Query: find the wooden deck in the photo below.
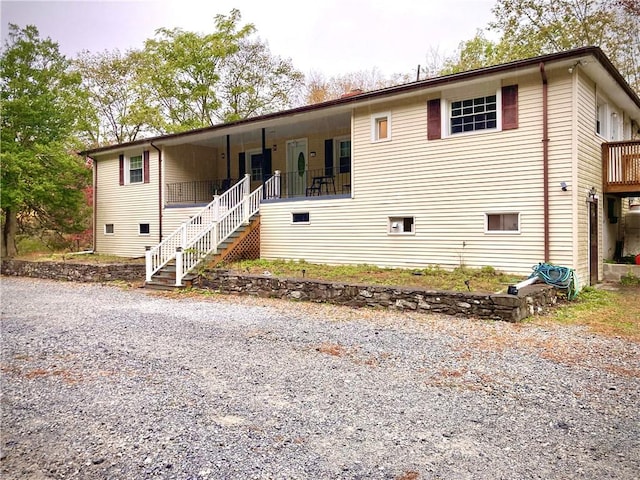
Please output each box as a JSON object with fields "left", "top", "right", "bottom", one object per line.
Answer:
{"left": 603, "top": 140, "right": 640, "bottom": 195}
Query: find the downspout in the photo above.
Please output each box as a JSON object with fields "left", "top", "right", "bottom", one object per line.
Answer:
{"left": 540, "top": 62, "right": 550, "bottom": 262}
{"left": 261, "top": 128, "right": 266, "bottom": 185}
{"left": 88, "top": 155, "right": 97, "bottom": 254}
{"left": 151, "top": 142, "right": 162, "bottom": 242}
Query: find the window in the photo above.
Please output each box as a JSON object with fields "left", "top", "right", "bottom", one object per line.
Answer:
{"left": 389, "top": 216, "right": 415, "bottom": 234}
{"left": 486, "top": 213, "right": 519, "bottom": 233}
{"left": 104, "top": 224, "right": 114, "bottom": 235}
{"left": 596, "top": 101, "right": 607, "bottom": 136}
{"left": 451, "top": 95, "right": 497, "bottom": 134}
{"left": 250, "top": 152, "right": 262, "bottom": 181}
{"left": 129, "top": 155, "right": 143, "bottom": 184}
{"left": 292, "top": 212, "right": 310, "bottom": 223}
{"left": 338, "top": 139, "right": 351, "bottom": 174}
{"left": 371, "top": 112, "right": 391, "bottom": 142}
{"left": 139, "top": 223, "right": 150, "bottom": 235}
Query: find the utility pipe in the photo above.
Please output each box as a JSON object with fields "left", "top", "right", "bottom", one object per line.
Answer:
{"left": 150, "top": 142, "right": 162, "bottom": 242}
{"left": 87, "top": 155, "right": 97, "bottom": 254}
{"left": 540, "top": 62, "right": 550, "bottom": 262}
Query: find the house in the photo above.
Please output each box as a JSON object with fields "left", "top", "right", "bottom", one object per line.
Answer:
{"left": 83, "top": 46, "right": 640, "bottom": 289}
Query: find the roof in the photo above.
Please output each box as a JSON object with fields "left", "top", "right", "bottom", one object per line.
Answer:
{"left": 82, "top": 46, "right": 640, "bottom": 156}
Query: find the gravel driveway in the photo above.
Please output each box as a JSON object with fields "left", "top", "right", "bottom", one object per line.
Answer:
{"left": 1, "top": 277, "right": 639, "bottom": 479}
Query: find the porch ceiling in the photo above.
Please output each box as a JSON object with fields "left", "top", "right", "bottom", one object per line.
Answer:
{"left": 181, "top": 111, "right": 352, "bottom": 149}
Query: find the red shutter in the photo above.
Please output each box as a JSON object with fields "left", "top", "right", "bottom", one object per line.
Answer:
{"left": 119, "top": 154, "right": 124, "bottom": 185}
{"left": 427, "top": 99, "right": 441, "bottom": 140}
{"left": 143, "top": 150, "right": 150, "bottom": 183}
{"left": 502, "top": 85, "right": 518, "bottom": 130}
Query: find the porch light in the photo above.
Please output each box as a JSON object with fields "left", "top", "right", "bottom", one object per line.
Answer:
{"left": 588, "top": 186, "right": 598, "bottom": 201}
{"left": 560, "top": 181, "right": 568, "bottom": 191}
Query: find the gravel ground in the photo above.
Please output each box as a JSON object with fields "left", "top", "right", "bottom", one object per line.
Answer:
{"left": 1, "top": 277, "right": 639, "bottom": 480}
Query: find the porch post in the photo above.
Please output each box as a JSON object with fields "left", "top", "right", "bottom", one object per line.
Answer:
{"left": 274, "top": 170, "right": 281, "bottom": 199}
{"left": 243, "top": 173, "right": 251, "bottom": 224}
{"left": 181, "top": 222, "right": 187, "bottom": 248}
{"left": 175, "top": 247, "right": 183, "bottom": 287}
{"left": 145, "top": 246, "right": 152, "bottom": 282}
{"left": 213, "top": 195, "right": 220, "bottom": 221}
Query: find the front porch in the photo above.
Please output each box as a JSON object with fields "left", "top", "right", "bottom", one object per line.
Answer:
{"left": 166, "top": 167, "right": 352, "bottom": 205}
{"left": 603, "top": 140, "right": 640, "bottom": 195}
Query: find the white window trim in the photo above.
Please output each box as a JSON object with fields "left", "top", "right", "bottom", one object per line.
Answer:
{"left": 370, "top": 112, "right": 391, "bottom": 143}
{"left": 291, "top": 212, "right": 310, "bottom": 224}
{"left": 104, "top": 224, "right": 114, "bottom": 235}
{"left": 484, "top": 212, "right": 521, "bottom": 234}
{"left": 335, "top": 136, "right": 351, "bottom": 174}
{"left": 138, "top": 222, "right": 151, "bottom": 236}
{"left": 388, "top": 216, "right": 415, "bottom": 235}
{"left": 126, "top": 153, "right": 144, "bottom": 185}
{"left": 596, "top": 99, "right": 608, "bottom": 139}
{"left": 442, "top": 89, "right": 502, "bottom": 138}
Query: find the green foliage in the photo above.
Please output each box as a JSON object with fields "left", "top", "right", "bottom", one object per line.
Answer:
{"left": 1, "top": 24, "right": 91, "bottom": 257}
{"left": 74, "top": 49, "right": 161, "bottom": 146}
{"left": 141, "top": 9, "right": 254, "bottom": 132}
{"left": 620, "top": 271, "right": 640, "bottom": 286}
{"left": 222, "top": 259, "right": 523, "bottom": 293}
{"left": 443, "top": 0, "right": 639, "bottom": 91}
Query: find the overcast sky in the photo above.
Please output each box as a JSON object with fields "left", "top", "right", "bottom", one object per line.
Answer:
{"left": 1, "top": 0, "right": 497, "bottom": 77}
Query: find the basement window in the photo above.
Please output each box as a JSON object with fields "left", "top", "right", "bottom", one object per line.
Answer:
{"left": 139, "top": 223, "right": 150, "bottom": 235}
{"left": 104, "top": 224, "right": 114, "bottom": 235}
{"left": 485, "top": 213, "right": 520, "bottom": 233}
{"left": 389, "top": 216, "right": 415, "bottom": 234}
{"left": 292, "top": 212, "right": 310, "bottom": 224}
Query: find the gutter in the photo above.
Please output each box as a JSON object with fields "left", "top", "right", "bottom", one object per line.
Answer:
{"left": 151, "top": 142, "right": 162, "bottom": 242}
{"left": 540, "top": 62, "right": 550, "bottom": 262}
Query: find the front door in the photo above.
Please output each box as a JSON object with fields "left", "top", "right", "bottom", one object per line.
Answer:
{"left": 589, "top": 199, "right": 598, "bottom": 285}
{"left": 287, "top": 139, "right": 307, "bottom": 196}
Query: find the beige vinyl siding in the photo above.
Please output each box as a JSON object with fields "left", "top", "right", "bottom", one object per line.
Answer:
{"left": 263, "top": 76, "right": 546, "bottom": 275}
{"left": 163, "top": 144, "right": 219, "bottom": 186}
{"left": 576, "top": 71, "right": 606, "bottom": 283}
{"left": 162, "top": 206, "right": 206, "bottom": 234}
{"left": 95, "top": 150, "right": 159, "bottom": 257}
{"left": 262, "top": 71, "right": 588, "bottom": 277}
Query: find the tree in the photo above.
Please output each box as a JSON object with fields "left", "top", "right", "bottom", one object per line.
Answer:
{"left": 74, "top": 49, "right": 160, "bottom": 146}
{"left": 141, "top": 9, "right": 255, "bottom": 132}
{"left": 1, "top": 24, "right": 91, "bottom": 257}
{"left": 443, "top": 0, "right": 639, "bottom": 90}
{"left": 303, "top": 69, "right": 411, "bottom": 104}
{"left": 218, "top": 38, "right": 304, "bottom": 122}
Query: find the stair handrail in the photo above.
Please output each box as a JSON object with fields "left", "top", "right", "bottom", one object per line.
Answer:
{"left": 145, "top": 175, "right": 250, "bottom": 282}
{"left": 174, "top": 182, "right": 263, "bottom": 286}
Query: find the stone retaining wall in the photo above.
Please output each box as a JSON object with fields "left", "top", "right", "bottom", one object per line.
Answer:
{"left": 198, "top": 271, "right": 558, "bottom": 322}
{"left": 1, "top": 260, "right": 558, "bottom": 322}
{"left": 1, "top": 260, "right": 145, "bottom": 283}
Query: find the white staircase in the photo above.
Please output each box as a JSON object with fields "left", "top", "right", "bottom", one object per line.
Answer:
{"left": 145, "top": 175, "right": 264, "bottom": 287}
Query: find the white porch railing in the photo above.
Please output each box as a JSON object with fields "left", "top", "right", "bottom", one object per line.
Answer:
{"left": 264, "top": 170, "right": 281, "bottom": 199}
{"left": 145, "top": 174, "right": 262, "bottom": 286}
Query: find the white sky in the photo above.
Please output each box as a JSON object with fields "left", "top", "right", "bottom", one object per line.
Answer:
{"left": 1, "top": 0, "right": 497, "bottom": 77}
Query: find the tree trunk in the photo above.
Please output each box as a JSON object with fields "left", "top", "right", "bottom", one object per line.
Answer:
{"left": 2, "top": 208, "right": 18, "bottom": 258}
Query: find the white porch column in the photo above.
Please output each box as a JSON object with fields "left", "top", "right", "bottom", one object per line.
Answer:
{"left": 175, "top": 247, "right": 183, "bottom": 287}
{"left": 145, "top": 246, "right": 152, "bottom": 282}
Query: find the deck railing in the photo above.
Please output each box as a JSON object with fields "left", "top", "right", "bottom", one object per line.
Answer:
{"left": 146, "top": 175, "right": 261, "bottom": 286}
{"left": 263, "top": 167, "right": 351, "bottom": 199}
{"left": 603, "top": 141, "right": 640, "bottom": 193}
{"left": 166, "top": 178, "right": 237, "bottom": 205}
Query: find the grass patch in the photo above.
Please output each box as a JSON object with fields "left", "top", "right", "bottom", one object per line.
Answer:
{"left": 538, "top": 286, "right": 640, "bottom": 340}
{"left": 218, "top": 259, "right": 524, "bottom": 293}
{"left": 14, "top": 252, "right": 145, "bottom": 264}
